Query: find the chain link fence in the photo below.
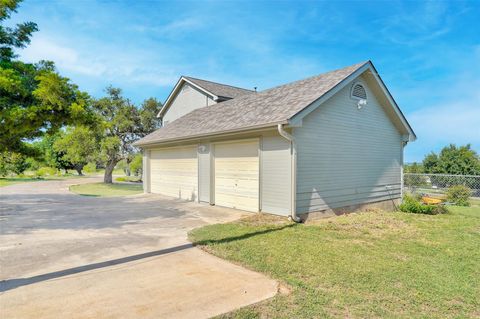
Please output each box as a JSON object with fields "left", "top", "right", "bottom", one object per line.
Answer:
{"left": 403, "top": 173, "right": 480, "bottom": 199}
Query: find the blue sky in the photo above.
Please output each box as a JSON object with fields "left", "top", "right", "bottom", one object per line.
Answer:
{"left": 10, "top": 0, "right": 480, "bottom": 162}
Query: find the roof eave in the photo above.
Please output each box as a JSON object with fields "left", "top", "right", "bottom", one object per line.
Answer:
{"left": 134, "top": 121, "right": 288, "bottom": 148}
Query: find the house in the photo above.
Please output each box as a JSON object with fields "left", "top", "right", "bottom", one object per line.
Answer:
{"left": 134, "top": 61, "right": 416, "bottom": 220}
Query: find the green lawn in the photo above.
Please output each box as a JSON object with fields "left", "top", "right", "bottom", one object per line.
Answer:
{"left": 0, "top": 177, "right": 40, "bottom": 187}
{"left": 189, "top": 205, "right": 480, "bottom": 319}
{"left": 0, "top": 174, "right": 88, "bottom": 187}
{"left": 69, "top": 182, "right": 143, "bottom": 197}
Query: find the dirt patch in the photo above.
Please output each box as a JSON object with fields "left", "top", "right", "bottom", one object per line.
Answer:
{"left": 307, "top": 211, "right": 417, "bottom": 238}
{"left": 238, "top": 213, "right": 292, "bottom": 227}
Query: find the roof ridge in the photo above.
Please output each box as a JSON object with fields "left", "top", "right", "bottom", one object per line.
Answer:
{"left": 256, "top": 60, "right": 369, "bottom": 94}
{"left": 183, "top": 76, "right": 254, "bottom": 93}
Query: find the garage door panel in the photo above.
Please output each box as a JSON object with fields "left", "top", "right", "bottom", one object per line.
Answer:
{"left": 214, "top": 140, "right": 259, "bottom": 212}
{"left": 150, "top": 147, "right": 197, "bottom": 201}
{"left": 214, "top": 194, "right": 259, "bottom": 212}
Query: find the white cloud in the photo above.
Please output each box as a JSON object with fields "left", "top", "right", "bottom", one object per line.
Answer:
{"left": 18, "top": 35, "right": 179, "bottom": 87}
{"left": 405, "top": 67, "right": 480, "bottom": 162}
{"left": 129, "top": 17, "right": 203, "bottom": 36}
{"left": 409, "top": 102, "right": 480, "bottom": 146}
{"left": 379, "top": 1, "right": 459, "bottom": 46}
{"left": 21, "top": 36, "right": 107, "bottom": 76}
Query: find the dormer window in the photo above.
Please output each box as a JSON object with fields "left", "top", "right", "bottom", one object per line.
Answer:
{"left": 351, "top": 83, "right": 367, "bottom": 100}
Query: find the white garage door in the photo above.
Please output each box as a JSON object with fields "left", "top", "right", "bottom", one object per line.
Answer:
{"left": 150, "top": 146, "right": 198, "bottom": 201}
{"left": 214, "top": 140, "right": 259, "bottom": 212}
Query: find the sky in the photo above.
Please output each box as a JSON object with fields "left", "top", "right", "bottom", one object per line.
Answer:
{"left": 9, "top": 0, "right": 480, "bottom": 163}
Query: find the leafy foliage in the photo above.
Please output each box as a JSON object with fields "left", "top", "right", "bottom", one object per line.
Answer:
{"left": 83, "top": 162, "right": 97, "bottom": 174}
{"left": 404, "top": 162, "right": 423, "bottom": 173}
{"left": 0, "top": 0, "right": 38, "bottom": 61}
{"left": 130, "top": 153, "right": 143, "bottom": 177}
{"left": 400, "top": 194, "right": 449, "bottom": 215}
{"left": 446, "top": 185, "right": 471, "bottom": 206}
{"left": 93, "top": 87, "right": 161, "bottom": 183}
{"left": 0, "top": 2, "right": 93, "bottom": 153}
{"left": 53, "top": 126, "right": 99, "bottom": 175}
{"left": 399, "top": 194, "right": 448, "bottom": 215}
{"left": 34, "top": 166, "right": 57, "bottom": 178}
{"left": 31, "top": 132, "right": 75, "bottom": 172}
{"left": 422, "top": 144, "right": 480, "bottom": 175}
{"left": 0, "top": 151, "right": 28, "bottom": 176}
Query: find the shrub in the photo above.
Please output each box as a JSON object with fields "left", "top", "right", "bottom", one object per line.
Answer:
{"left": 399, "top": 194, "right": 448, "bottom": 215}
{"left": 446, "top": 185, "right": 471, "bottom": 206}
{"left": 83, "top": 162, "right": 97, "bottom": 174}
{"left": 0, "top": 152, "right": 28, "bottom": 176}
{"left": 35, "top": 167, "right": 57, "bottom": 177}
{"left": 25, "top": 157, "right": 41, "bottom": 171}
{"left": 115, "top": 176, "right": 141, "bottom": 183}
{"left": 130, "top": 154, "right": 143, "bottom": 177}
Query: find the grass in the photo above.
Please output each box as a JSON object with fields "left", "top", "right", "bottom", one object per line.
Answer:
{"left": 189, "top": 204, "right": 480, "bottom": 319}
{"left": 0, "top": 173, "right": 89, "bottom": 187}
{"left": 0, "top": 177, "right": 41, "bottom": 187}
{"left": 69, "top": 182, "right": 143, "bottom": 197}
{"left": 115, "top": 176, "right": 142, "bottom": 182}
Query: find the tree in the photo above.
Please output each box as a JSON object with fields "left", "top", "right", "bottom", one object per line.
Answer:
{"left": 53, "top": 126, "right": 99, "bottom": 175}
{"left": 0, "top": 2, "right": 93, "bottom": 154}
{"left": 422, "top": 153, "right": 440, "bottom": 174}
{"left": 422, "top": 144, "right": 480, "bottom": 175}
{"left": 139, "top": 98, "right": 162, "bottom": 133}
{"left": 31, "top": 132, "right": 75, "bottom": 173}
{"left": 1, "top": 0, "right": 38, "bottom": 61}
{"left": 0, "top": 151, "right": 28, "bottom": 176}
{"left": 93, "top": 87, "right": 161, "bottom": 183}
{"left": 130, "top": 153, "right": 143, "bottom": 178}
{"left": 404, "top": 162, "right": 423, "bottom": 173}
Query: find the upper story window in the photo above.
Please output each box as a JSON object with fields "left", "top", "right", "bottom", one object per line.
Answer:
{"left": 350, "top": 83, "right": 367, "bottom": 100}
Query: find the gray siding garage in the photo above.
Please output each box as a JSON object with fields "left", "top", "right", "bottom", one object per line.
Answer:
{"left": 294, "top": 77, "right": 402, "bottom": 213}
{"left": 142, "top": 132, "right": 292, "bottom": 214}
{"left": 136, "top": 61, "right": 415, "bottom": 219}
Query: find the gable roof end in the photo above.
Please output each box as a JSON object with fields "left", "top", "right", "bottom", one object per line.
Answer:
{"left": 183, "top": 76, "right": 253, "bottom": 100}
{"left": 288, "top": 61, "right": 416, "bottom": 141}
{"left": 157, "top": 76, "right": 253, "bottom": 118}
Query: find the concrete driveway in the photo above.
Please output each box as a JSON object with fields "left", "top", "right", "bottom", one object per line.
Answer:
{"left": 0, "top": 177, "right": 277, "bottom": 319}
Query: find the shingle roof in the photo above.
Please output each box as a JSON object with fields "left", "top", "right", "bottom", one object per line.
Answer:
{"left": 136, "top": 61, "right": 368, "bottom": 146}
{"left": 184, "top": 76, "right": 253, "bottom": 99}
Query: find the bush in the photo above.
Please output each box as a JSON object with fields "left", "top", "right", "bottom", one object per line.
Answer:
{"left": 25, "top": 157, "right": 41, "bottom": 171}
{"left": 115, "top": 176, "right": 141, "bottom": 183}
{"left": 446, "top": 185, "right": 471, "bottom": 206}
{"left": 399, "top": 194, "right": 448, "bottom": 215}
{"left": 0, "top": 152, "right": 28, "bottom": 176}
{"left": 35, "top": 167, "right": 57, "bottom": 178}
{"left": 83, "top": 162, "right": 97, "bottom": 174}
{"left": 130, "top": 154, "right": 143, "bottom": 177}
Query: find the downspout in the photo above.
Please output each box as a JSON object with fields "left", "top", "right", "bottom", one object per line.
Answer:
{"left": 277, "top": 124, "right": 301, "bottom": 223}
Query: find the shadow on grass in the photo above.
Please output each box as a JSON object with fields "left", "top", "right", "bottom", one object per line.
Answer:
{"left": 0, "top": 243, "right": 193, "bottom": 292}
{"left": 192, "top": 223, "right": 296, "bottom": 246}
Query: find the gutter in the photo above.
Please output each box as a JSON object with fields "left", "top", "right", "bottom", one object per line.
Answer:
{"left": 134, "top": 121, "right": 288, "bottom": 148}
{"left": 277, "top": 124, "right": 301, "bottom": 223}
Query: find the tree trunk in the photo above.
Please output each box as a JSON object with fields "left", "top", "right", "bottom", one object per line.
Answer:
{"left": 104, "top": 161, "right": 117, "bottom": 184}
{"left": 75, "top": 164, "right": 84, "bottom": 176}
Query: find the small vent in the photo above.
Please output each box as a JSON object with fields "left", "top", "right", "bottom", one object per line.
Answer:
{"left": 351, "top": 83, "right": 367, "bottom": 100}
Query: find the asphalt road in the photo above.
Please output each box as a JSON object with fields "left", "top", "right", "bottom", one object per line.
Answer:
{"left": 0, "top": 177, "right": 277, "bottom": 319}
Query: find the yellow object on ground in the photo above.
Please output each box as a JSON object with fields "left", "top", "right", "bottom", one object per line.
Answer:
{"left": 422, "top": 196, "right": 443, "bottom": 205}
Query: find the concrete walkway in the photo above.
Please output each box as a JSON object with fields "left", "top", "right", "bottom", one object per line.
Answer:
{"left": 0, "top": 178, "right": 277, "bottom": 318}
